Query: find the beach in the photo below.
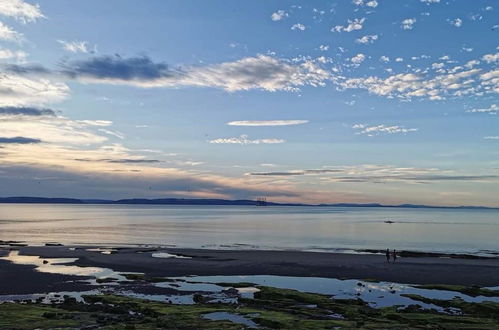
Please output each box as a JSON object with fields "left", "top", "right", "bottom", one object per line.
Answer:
{"left": 1, "top": 245, "right": 499, "bottom": 295}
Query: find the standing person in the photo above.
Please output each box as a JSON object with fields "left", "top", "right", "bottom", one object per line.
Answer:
{"left": 392, "top": 249, "right": 397, "bottom": 263}
{"left": 385, "top": 248, "right": 390, "bottom": 263}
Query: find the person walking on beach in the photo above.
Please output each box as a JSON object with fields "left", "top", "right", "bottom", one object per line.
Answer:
{"left": 392, "top": 249, "right": 397, "bottom": 263}
{"left": 385, "top": 248, "right": 390, "bottom": 263}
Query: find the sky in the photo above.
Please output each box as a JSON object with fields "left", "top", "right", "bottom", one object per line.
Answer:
{"left": 0, "top": 0, "right": 498, "bottom": 206}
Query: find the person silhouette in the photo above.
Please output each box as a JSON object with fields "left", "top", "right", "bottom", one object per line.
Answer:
{"left": 392, "top": 249, "right": 397, "bottom": 263}
{"left": 385, "top": 248, "right": 390, "bottom": 263}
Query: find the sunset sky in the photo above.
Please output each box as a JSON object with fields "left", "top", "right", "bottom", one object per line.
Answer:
{"left": 0, "top": 0, "right": 498, "bottom": 206}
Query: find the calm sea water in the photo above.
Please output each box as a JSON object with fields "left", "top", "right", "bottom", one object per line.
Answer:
{"left": 0, "top": 204, "right": 497, "bottom": 255}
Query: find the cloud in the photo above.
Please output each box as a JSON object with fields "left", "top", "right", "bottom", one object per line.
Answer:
{"left": 0, "top": 73, "right": 69, "bottom": 106}
{"left": 248, "top": 164, "right": 499, "bottom": 184}
{"left": 227, "top": 120, "right": 308, "bottom": 126}
{"left": 0, "top": 21, "right": 22, "bottom": 41}
{"left": 337, "top": 65, "right": 497, "bottom": 100}
{"left": 332, "top": 18, "right": 366, "bottom": 33}
{"left": 74, "top": 158, "right": 161, "bottom": 164}
{"left": 449, "top": 18, "right": 463, "bottom": 27}
{"left": 350, "top": 53, "right": 366, "bottom": 65}
{"left": 0, "top": 111, "right": 108, "bottom": 145}
{"left": 0, "top": 136, "right": 40, "bottom": 144}
{"left": 61, "top": 55, "right": 173, "bottom": 82}
{"left": 353, "top": 124, "right": 418, "bottom": 136}
{"left": 56, "top": 55, "right": 330, "bottom": 92}
{"left": 208, "top": 134, "right": 285, "bottom": 145}
{"left": 0, "top": 106, "right": 55, "bottom": 116}
{"left": 356, "top": 34, "right": 378, "bottom": 44}
{"left": 57, "top": 40, "right": 90, "bottom": 53}
{"left": 379, "top": 56, "right": 390, "bottom": 63}
{"left": 467, "top": 104, "right": 498, "bottom": 114}
{"left": 420, "top": 0, "right": 440, "bottom": 3}
{"left": 0, "top": 0, "right": 44, "bottom": 23}
{"left": 484, "top": 136, "right": 499, "bottom": 140}
{"left": 401, "top": 18, "right": 416, "bottom": 30}
{"left": 271, "top": 9, "right": 288, "bottom": 21}
{"left": 482, "top": 53, "right": 499, "bottom": 63}
{"left": 291, "top": 23, "right": 305, "bottom": 31}
{"left": 0, "top": 48, "right": 27, "bottom": 61}
{"left": 319, "top": 45, "right": 329, "bottom": 51}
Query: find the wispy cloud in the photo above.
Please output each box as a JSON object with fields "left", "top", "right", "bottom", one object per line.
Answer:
{"left": 466, "top": 104, "right": 498, "bottom": 114}
{"left": 208, "top": 134, "right": 285, "bottom": 145}
{"left": 0, "top": 21, "right": 22, "bottom": 41}
{"left": 401, "top": 18, "right": 416, "bottom": 30}
{"left": 0, "top": 0, "right": 44, "bottom": 23}
{"left": 57, "top": 40, "right": 91, "bottom": 53}
{"left": 248, "top": 164, "right": 499, "bottom": 184}
{"left": 271, "top": 9, "right": 288, "bottom": 21}
{"left": 291, "top": 23, "right": 306, "bottom": 31}
{"left": 227, "top": 120, "right": 308, "bottom": 126}
{"left": 0, "top": 48, "right": 27, "bottom": 61}
{"left": 356, "top": 34, "right": 378, "bottom": 44}
{"left": 448, "top": 18, "right": 463, "bottom": 27}
{"left": 353, "top": 124, "right": 418, "bottom": 136}
{"left": 0, "top": 73, "right": 69, "bottom": 106}
{"left": 332, "top": 18, "right": 366, "bottom": 33}
{"left": 53, "top": 55, "right": 330, "bottom": 92}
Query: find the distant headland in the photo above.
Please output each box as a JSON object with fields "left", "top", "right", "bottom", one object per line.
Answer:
{"left": 0, "top": 196, "right": 496, "bottom": 210}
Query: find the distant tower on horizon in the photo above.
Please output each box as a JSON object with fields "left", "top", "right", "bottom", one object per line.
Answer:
{"left": 256, "top": 197, "right": 268, "bottom": 206}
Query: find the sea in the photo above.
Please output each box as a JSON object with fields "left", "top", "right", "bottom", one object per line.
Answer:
{"left": 0, "top": 204, "right": 497, "bottom": 256}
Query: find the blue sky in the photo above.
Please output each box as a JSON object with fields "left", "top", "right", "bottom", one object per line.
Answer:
{"left": 0, "top": 0, "right": 497, "bottom": 206}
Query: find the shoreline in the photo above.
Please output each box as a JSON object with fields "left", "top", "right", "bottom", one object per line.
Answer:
{"left": 1, "top": 244, "right": 499, "bottom": 297}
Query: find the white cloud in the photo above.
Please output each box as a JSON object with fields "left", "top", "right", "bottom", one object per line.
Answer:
{"left": 0, "top": 0, "right": 44, "bottom": 23}
{"left": 0, "top": 112, "right": 108, "bottom": 145}
{"left": 395, "top": 57, "right": 404, "bottom": 62}
{"left": 467, "top": 104, "right": 498, "bottom": 114}
{"left": 291, "top": 23, "right": 305, "bottom": 31}
{"left": 449, "top": 18, "right": 463, "bottom": 27}
{"left": 353, "top": 124, "right": 418, "bottom": 136}
{"left": 420, "top": 0, "right": 440, "bottom": 3}
{"left": 356, "top": 34, "right": 378, "bottom": 44}
{"left": 0, "top": 48, "right": 26, "bottom": 60}
{"left": 401, "top": 18, "right": 416, "bottom": 30}
{"left": 366, "top": 1, "right": 378, "bottom": 8}
{"left": 431, "top": 62, "right": 444, "bottom": 69}
{"left": 0, "top": 21, "right": 22, "bottom": 41}
{"left": 319, "top": 45, "right": 329, "bottom": 51}
{"left": 482, "top": 52, "right": 499, "bottom": 63}
{"left": 484, "top": 136, "right": 499, "bottom": 140}
{"left": 70, "top": 55, "right": 331, "bottom": 92}
{"left": 271, "top": 9, "right": 288, "bottom": 21}
{"left": 337, "top": 66, "right": 495, "bottom": 101}
{"left": 0, "top": 73, "right": 69, "bottom": 107}
{"left": 209, "top": 134, "right": 285, "bottom": 145}
{"left": 332, "top": 18, "right": 366, "bottom": 33}
{"left": 350, "top": 53, "right": 366, "bottom": 65}
{"left": 227, "top": 120, "right": 308, "bottom": 126}
{"left": 462, "top": 47, "right": 473, "bottom": 52}
{"left": 58, "top": 40, "right": 89, "bottom": 53}
{"left": 379, "top": 56, "right": 390, "bottom": 63}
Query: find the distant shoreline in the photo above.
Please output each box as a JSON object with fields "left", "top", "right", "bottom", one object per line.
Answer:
{"left": 0, "top": 196, "right": 497, "bottom": 210}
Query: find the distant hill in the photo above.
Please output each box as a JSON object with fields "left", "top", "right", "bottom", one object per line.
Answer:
{"left": 0, "top": 197, "right": 84, "bottom": 204}
{"left": 0, "top": 196, "right": 496, "bottom": 209}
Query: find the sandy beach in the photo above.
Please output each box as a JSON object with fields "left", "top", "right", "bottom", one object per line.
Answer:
{"left": 1, "top": 245, "right": 499, "bottom": 296}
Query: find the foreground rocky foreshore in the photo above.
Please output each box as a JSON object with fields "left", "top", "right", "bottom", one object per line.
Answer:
{"left": 0, "top": 244, "right": 498, "bottom": 329}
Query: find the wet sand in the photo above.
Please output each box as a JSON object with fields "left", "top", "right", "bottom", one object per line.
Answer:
{"left": 1, "top": 245, "right": 498, "bottom": 295}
